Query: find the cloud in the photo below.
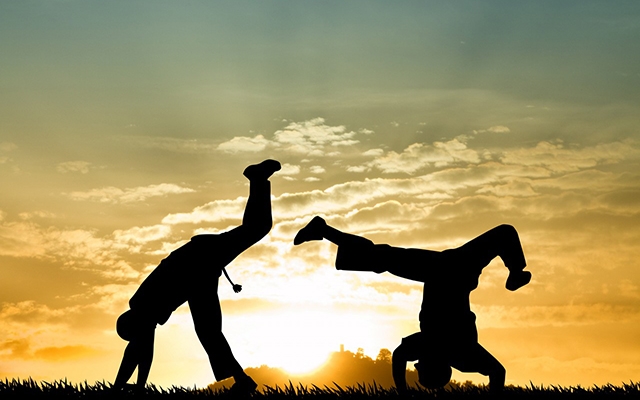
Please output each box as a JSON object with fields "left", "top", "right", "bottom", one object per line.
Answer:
{"left": 274, "top": 118, "right": 358, "bottom": 151}
{"left": 18, "top": 211, "right": 56, "bottom": 220}
{"left": 56, "top": 161, "right": 91, "bottom": 174}
{"left": 216, "top": 118, "right": 363, "bottom": 156}
{"left": 117, "top": 136, "right": 218, "bottom": 153}
{"left": 368, "top": 139, "right": 481, "bottom": 174}
{"left": 33, "top": 345, "right": 101, "bottom": 361}
{"left": 477, "top": 179, "right": 538, "bottom": 197}
{"left": 346, "top": 165, "right": 369, "bottom": 173}
{"left": 113, "top": 224, "right": 172, "bottom": 245}
{"left": 475, "top": 303, "right": 640, "bottom": 329}
{"left": 473, "top": 125, "right": 511, "bottom": 134}
{"left": 279, "top": 163, "right": 301, "bottom": 175}
{"left": 0, "top": 218, "right": 142, "bottom": 280}
{"left": 0, "top": 336, "right": 100, "bottom": 361}
{"left": 67, "top": 183, "right": 195, "bottom": 203}
{"left": 363, "top": 149, "right": 384, "bottom": 157}
{"left": 501, "top": 140, "right": 640, "bottom": 173}
{"left": 217, "top": 134, "right": 270, "bottom": 153}
{"left": 309, "top": 166, "right": 326, "bottom": 174}
{"left": 0, "top": 142, "right": 17, "bottom": 152}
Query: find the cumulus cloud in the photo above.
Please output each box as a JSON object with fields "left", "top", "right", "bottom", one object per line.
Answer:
{"left": 473, "top": 125, "right": 511, "bottom": 134}
{"left": 217, "top": 134, "right": 270, "bottom": 153}
{"left": 56, "top": 161, "right": 91, "bottom": 174}
{"left": 363, "top": 149, "right": 384, "bottom": 157}
{"left": 346, "top": 165, "right": 369, "bottom": 173}
{"left": 309, "top": 166, "right": 326, "bottom": 174}
{"left": 215, "top": 118, "right": 364, "bottom": 156}
{"left": 68, "top": 183, "right": 195, "bottom": 203}
{"left": 274, "top": 118, "right": 358, "bottom": 151}
{"left": 279, "top": 163, "right": 301, "bottom": 176}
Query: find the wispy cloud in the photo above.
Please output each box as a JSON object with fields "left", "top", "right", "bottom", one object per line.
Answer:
{"left": 67, "top": 183, "right": 195, "bottom": 203}
{"left": 368, "top": 139, "right": 481, "bottom": 174}
{"left": 500, "top": 140, "right": 640, "bottom": 173}
{"left": 118, "top": 136, "right": 218, "bottom": 153}
{"left": 56, "top": 161, "right": 92, "bottom": 174}
{"left": 113, "top": 224, "right": 172, "bottom": 245}
{"left": 0, "top": 142, "right": 17, "bottom": 152}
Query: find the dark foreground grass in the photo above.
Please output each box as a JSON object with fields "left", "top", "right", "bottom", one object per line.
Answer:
{"left": 2, "top": 379, "right": 640, "bottom": 399}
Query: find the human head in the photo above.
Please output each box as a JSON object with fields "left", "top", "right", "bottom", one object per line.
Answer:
{"left": 116, "top": 309, "right": 154, "bottom": 341}
{"left": 415, "top": 360, "right": 452, "bottom": 389}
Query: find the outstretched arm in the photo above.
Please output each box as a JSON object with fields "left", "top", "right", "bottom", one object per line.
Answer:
{"left": 461, "top": 344, "right": 505, "bottom": 393}
{"left": 392, "top": 343, "right": 411, "bottom": 393}
{"left": 114, "top": 342, "right": 137, "bottom": 389}
{"left": 135, "top": 330, "right": 155, "bottom": 389}
{"left": 113, "top": 330, "right": 155, "bottom": 390}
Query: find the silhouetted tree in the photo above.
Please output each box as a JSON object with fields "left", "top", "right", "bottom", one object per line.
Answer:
{"left": 376, "top": 348, "right": 392, "bottom": 364}
{"left": 208, "top": 347, "right": 421, "bottom": 391}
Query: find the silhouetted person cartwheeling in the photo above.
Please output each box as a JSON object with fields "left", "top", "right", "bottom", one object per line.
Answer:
{"left": 294, "top": 217, "right": 531, "bottom": 392}
{"left": 114, "top": 159, "right": 281, "bottom": 393}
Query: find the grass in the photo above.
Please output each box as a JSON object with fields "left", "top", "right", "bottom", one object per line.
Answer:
{"left": 2, "top": 378, "right": 640, "bottom": 399}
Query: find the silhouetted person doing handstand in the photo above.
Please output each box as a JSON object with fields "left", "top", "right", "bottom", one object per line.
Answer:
{"left": 114, "top": 159, "right": 281, "bottom": 393}
{"left": 294, "top": 217, "right": 531, "bottom": 392}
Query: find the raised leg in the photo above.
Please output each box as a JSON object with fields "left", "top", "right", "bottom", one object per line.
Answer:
{"left": 455, "top": 224, "right": 530, "bottom": 290}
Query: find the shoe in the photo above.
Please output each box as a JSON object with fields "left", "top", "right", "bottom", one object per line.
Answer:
{"left": 293, "top": 216, "right": 326, "bottom": 245}
{"left": 243, "top": 159, "right": 281, "bottom": 181}
{"left": 506, "top": 270, "right": 531, "bottom": 291}
{"left": 230, "top": 376, "right": 258, "bottom": 394}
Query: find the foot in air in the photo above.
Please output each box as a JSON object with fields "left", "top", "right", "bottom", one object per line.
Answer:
{"left": 506, "top": 270, "right": 532, "bottom": 291}
{"left": 294, "top": 216, "right": 326, "bottom": 245}
{"left": 243, "top": 159, "right": 281, "bottom": 181}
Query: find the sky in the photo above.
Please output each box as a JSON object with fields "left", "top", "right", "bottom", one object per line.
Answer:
{"left": 1, "top": 0, "right": 640, "bottom": 389}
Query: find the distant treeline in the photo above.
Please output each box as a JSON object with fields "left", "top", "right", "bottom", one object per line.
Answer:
{"left": 209, "top": 348, "right": 432, "bottom": 391}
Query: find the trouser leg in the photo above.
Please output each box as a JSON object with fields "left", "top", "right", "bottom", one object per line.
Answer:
{"left": 242, "top": 179, "right": 272, "bottom": 233}
{"left": 218, "top": 180, "right": 272, "bottom": 263}
{"left": 189, "top": 284, "right": 243, "bottom": 381}
{"left": 456, "top": 224, "right": 527, "bottom": 273}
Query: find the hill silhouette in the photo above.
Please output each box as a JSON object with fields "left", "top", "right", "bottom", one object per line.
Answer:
{"left": 208, "top": 347, "right": 476, "bottom": 391}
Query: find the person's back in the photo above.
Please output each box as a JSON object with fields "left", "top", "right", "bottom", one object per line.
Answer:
{"left": 420, "top": 267, "right": 477, "bottom": 347}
